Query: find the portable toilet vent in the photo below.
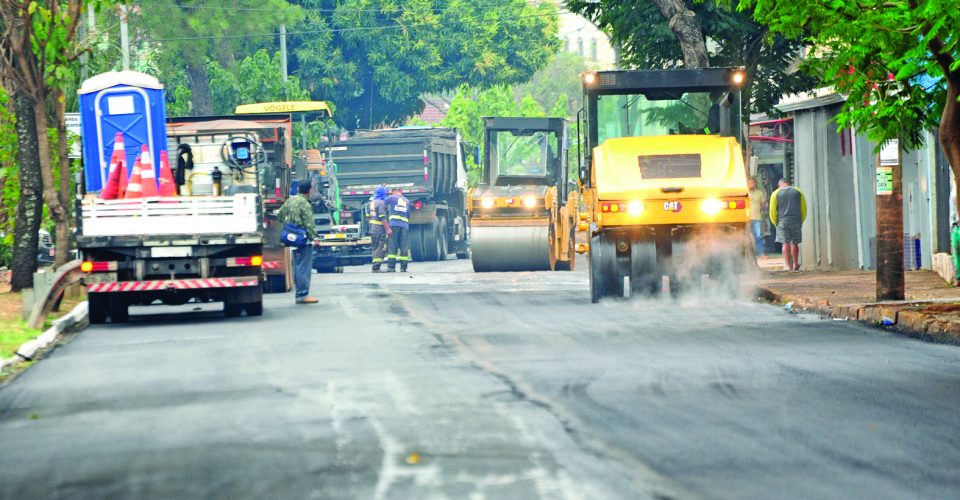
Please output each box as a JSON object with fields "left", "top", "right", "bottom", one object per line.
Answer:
{"left": 78, "top": 71, "right": 168, "bottom": 193}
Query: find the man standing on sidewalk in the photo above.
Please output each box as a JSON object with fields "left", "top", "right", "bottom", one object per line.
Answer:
{"left": 368, "top": 186, "right": 391, "bottom": 272}
{"left": 278, "top": 182, "right": 319, "bottom": 304}
{"left": 748, "top": 177, "right": 766, "bottom": 258}
{"left": 385, "top": 187, "right": 411, "bottom": 272}
{"left": 769, "top": 178, "right": 807, "bottom": 271}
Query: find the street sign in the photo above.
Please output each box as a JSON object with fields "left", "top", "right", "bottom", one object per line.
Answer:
{"left": 65, "top": 112, "right": 81, "bottom": 159}
{"left": 879, "top": 139, "right": 899, "bottom": 166}
{"left": 877, "top": 166, "right": 893, "bottom": 195}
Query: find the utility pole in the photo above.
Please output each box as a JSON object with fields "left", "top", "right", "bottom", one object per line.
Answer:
{"left": 119, "top": 4, "right": 130, "bottom": 71}
{"left": 876, "top": 138, "right": 905, "bottom": 301}
{"left": 280, "top": 24, "right": 288, "bottom": 91}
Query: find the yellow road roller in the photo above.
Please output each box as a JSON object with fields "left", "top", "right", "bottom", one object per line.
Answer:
{"left": 469, "top": 117, "right": 577, "bottom": 272}
{"left": 577, "top": 68, "right": 751, "bottom": 302}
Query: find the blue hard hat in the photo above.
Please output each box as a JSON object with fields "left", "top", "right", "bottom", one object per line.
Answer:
{"left": 374, "top": 186, "right": 388, "bottom": 199}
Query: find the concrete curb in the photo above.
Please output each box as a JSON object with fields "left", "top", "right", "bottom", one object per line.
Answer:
{"left": 755, "top": 285, "right": 960, "bottom": 343}
{"left": 0, "top": 301, "right": 88, "bottom": 372}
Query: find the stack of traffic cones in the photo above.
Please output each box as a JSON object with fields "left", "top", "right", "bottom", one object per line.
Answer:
{"left": 157, "top": 150, "right": 178, "bottom": 197}
{"left": 124, "top": 154, "right": 144, "bottom": 199}
{"left": 101, "top": 133, "right": 126, "bottom": 200}
{"left": 138, "top": 144, "right": 160, "bottom": 198}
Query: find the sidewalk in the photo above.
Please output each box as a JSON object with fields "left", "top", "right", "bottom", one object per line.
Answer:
{"left": 754, "top": 259, "right": 960, "bottom": 343}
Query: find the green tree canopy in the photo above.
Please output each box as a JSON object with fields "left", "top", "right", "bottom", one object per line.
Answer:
{"left": 440, "top": 84, "right": 570, "bottom": 185}
{"left": 566, "top": 0, "right": 817, "bottom": 116}
{"left": 138, "top": 0, "right": 303, "bottom": 115}
{"left": 289, "top": 0, "right": 561, "bottom": 129}
{"left": 744, "top": 0, "right": 960, "bottom": 210}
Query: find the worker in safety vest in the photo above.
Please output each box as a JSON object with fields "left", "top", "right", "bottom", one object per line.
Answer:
{"left": 368, "top": 185, "right": 391, "bottom": 272}
{"left": 385, "top": 187, "right": 411, "bottom": 272}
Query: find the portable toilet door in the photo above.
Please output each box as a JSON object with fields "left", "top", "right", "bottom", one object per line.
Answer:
{"left": 78, "top": 71, "right": 168, "bottom": 193}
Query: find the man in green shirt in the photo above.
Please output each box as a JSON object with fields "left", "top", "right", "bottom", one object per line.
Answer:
{"left": 278, "top": 182, "right": 319, "bottom": 304}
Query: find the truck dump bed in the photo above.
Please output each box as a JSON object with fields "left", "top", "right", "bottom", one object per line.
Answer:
{"left": 333, "top": 128, "right": 466, "bottom": 200}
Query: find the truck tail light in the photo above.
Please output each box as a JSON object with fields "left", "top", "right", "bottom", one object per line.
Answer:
{"left": 81, "top": 261, "right": 117, "bottom": 273}
{"left": 413, "top": 200, "right": 423, "bottom": 210}
{"left": 226, "top": 256, "right": 263, "bottom": 267}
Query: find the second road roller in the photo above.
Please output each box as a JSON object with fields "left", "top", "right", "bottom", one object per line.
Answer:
{"left": 469, "top": 117, "right": 577, "bottom": 272}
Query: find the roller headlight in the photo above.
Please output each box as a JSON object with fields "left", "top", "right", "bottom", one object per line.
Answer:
{"left": 523, "top": 196, "right": 537, "bottom": 208}
{"left": 627, "top": 200, "right": 644, "bottom": 216}
{"left": 481, "top": 198, "right": 495, "bottom": 209}
{"left": 701, "top": 198, "right": 724, "bottom": 215}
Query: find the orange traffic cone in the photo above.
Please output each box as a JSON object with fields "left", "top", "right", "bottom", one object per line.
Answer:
{"left": 124, "top": 155, "right": 144, "bottom": 199}
{"left": 138, "top": 144, "right": 160, "bottom": 198}
{"left": 118, "top": 161, "right": 129, "bottom": 199}
{"left": 157, "top": 150, "right": 178, "bottom": 197}
{"left": 101, "top": 133, "right": 126, "bottom": 199}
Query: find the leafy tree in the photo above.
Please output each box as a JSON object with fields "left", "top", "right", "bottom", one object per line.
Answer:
{"left": 566, "top": 0, "right": 817, "bottom": 116}
{"left": 513, "top": 50, "right": 590, "bottom": 117}
{"left": 289, "top": 0, "right": 561, "bottom": 129}
{"left": 744, "top": 0, "right": 960, "bottom": 211}
{"left": 207, "top": 49, "right": 312, "bottom": 115}
{"left": 137, "top": 0, "right": 302, "bottom": 116}
{"left": 440, "top": 84, "right": 569, "bottom": 185}
{"left": 0, "top": 0, "right": 123, "bottom": 276}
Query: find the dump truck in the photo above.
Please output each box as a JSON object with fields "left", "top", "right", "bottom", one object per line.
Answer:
{"left": 577, "top": 68, "right": 751, "bottom": 302}
{"left": 469, "top": 117, "right": 577, "bottom": 272}
{"left": 331, "top": 128, "right": 470, "bottom": 261}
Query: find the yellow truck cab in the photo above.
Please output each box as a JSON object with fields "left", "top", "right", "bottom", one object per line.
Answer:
{"left": 578, "top": 68, "right": 751, "bottom": 302}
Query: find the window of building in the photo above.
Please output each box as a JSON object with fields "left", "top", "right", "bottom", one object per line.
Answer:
{"left": 590, "top": 39, "right": 598, "bottom": 60}
{"left": 577, "top": 37, "right": 584, "bottom": 56}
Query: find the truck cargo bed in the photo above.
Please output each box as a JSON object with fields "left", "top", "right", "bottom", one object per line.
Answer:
{"left": 79, "top": 194, "right": 260, "bottom": 237}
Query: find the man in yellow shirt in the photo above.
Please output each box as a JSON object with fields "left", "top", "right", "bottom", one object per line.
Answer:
{"left": 769, "top": 178, "right": 807, "bottom": 271}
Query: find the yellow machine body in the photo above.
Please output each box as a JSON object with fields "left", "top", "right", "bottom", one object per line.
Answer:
{"left": 588, "top": 135, "right": 749, "bottom": 228}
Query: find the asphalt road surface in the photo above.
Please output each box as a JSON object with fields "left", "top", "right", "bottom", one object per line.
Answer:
{"left": 1, "top": 259, "right": 958, "bottom": 499}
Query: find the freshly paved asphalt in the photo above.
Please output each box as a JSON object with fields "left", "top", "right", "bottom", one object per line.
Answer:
{"left": 1, "top": 259, "right": 958, "bottom": 499}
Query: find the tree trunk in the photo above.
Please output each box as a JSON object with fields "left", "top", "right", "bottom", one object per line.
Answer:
{"left": 650, "top": 0, "right": 709, "bottom": 69}
{"left": 185, "top": 61, "right": 213, "bottom": 116}
{"left": 10, "top": 90, "right": 43, "bottom": 292}
{"left": 54, "top": 91, "right": 72, "bottom": 267}
{"left": 32, "top": 95, "right": 70, "bottom": 271}
{"left": 939, "top": 81, "right": 960, "bottom": 217}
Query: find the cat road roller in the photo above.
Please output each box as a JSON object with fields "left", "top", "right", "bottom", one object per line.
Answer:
{"left": 469, "top": 117, "right": 577, "bottom": 272}
{"left": 577, "top": 68, "right": 752, "bottom": 302}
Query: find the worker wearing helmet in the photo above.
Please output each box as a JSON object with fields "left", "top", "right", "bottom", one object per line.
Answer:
{"left": 368, "top": 185, "right": 391, "bottom": 272}
{"left": 385, "top": 187, "right": 411, "bottom": 272}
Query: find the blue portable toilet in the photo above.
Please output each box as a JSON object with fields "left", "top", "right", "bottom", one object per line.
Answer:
{"left": 78, "top": 71, "right": 168, "bottom": 193}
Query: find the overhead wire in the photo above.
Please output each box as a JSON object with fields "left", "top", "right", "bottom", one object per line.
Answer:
{"left": 147, "top": 9, "right": 571, "bottom": 42}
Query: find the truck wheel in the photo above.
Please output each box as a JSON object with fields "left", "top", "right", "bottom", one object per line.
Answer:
{"left": 630, "top": 237, "right": 660, "bottom": 297}
{"left": 437, "top": 216, "right": 449, "bottom": 259}
{"left": 244, "top": 301, "right": 263, "bottom": 316}
{"left": 88, "top": 293, "right": 108, "bottom": 325}
{"left": 108, "top": 295, "right": 129, "bottom": 323}
{"left": 589, "top": 234, "right": 619, "bottom": 303}
{"left": 422, "top": 219, "right": 443, "bottom": 261}
{"left": 456, "top": 247, "right": 471, "bottom": 260}
{"left": 409, "top": 225, "right": 426, "bottom": 262}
